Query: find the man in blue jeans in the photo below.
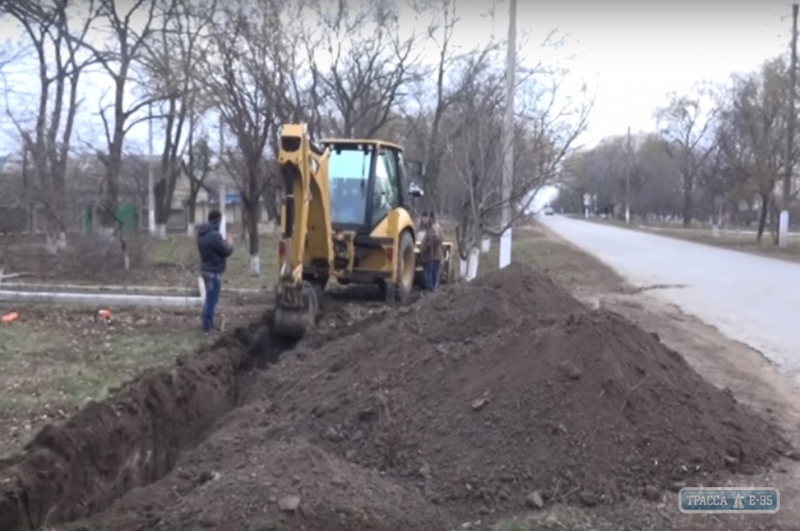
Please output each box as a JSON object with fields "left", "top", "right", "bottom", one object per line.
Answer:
{"left": 197, "top": 210, "right": 234, "bottom": 333}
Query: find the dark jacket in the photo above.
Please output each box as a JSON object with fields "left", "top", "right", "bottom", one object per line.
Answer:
{"left": 421, "top": 221, "right": 445, "bottom": 261}
{"left": 197, "top": 222, "right": 234, "bottom": 274}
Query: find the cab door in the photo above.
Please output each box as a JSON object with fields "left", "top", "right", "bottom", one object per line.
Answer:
{"left": 369, "top": 148, "right": 402, "bottom": 228}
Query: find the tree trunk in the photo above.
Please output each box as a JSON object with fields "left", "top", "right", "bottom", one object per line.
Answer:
{"left": 186, "top": 195, "right": 197, "bottom": 236}
{"left": 465, "top": 246, "right": 480, "bottom": 281}
{"left": 246, "top": 199, "right": 260, "bottom": 276}
{"left": 682, "top": 172, "right": 693, "bottom": 228}
{"left": 247, "top": 202, "right": 261, "bottom": 277}
{"left": 99, "top": 75, "right": 127, "bottom": 231}
{"left": 770, "top": 196, "right": 780, "bottom": 245}
{"left": 756, "top": 192, "right": 769, "bottom": 243}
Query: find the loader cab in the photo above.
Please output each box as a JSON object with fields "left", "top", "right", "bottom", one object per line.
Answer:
{"left": 323, "top": 139, "right": 421, "bottom": 233}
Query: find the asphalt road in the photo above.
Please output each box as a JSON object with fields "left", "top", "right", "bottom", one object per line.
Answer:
{"left": 539, "top": 215, "right": 800, "bottom": 382}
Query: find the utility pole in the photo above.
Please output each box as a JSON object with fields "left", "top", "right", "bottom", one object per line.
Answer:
{"left": 217, "top": 112, "right": 226, "bottom": 239}
{"left": 147, "top": 102, "right": 156, "bottom": 235}
{"left": 626, "top": 126, "right": 632, "bottom": 224}
{"left": 781, "top": 3, "right": 798, "bottom": 248}
{"left": 499, "top": 0, "right": 516, "bottom": 269}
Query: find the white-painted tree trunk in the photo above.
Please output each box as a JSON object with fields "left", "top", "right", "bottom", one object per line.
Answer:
{"left": 249, "top": 254, "right": 260, "bottom": 276}
{"left": 465, "top": 246, "right": 480, "bottom": 281}
{"left": 779, "top": 211, "right": 790, "bottom": 248}
{"left": 460, "top": 258, "right": 468, "bottom": 278}
{"left": 44, "top": 236, "right": 58, "bottom": 255}
{"left": 481, "top": 238, "right": 491, "bottom": 253}
{"left": 186, "top": 222, "right": 196, "bottom": 236}
{"left": 498, "top": 229, "right": 512, "bottom": 269}
{"left": 155, "top": 223, "right": 168, "bottom": 239}
{"left": 44, "top": 232, "right": 68, "bottom": 255}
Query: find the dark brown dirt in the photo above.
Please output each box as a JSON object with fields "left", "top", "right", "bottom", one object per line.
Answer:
{"left": 0, "top": 264, "right": 790, "bottom": 531}
{"left": 0, "top": 322, "right": 269, "bottom": 531}
{"left": 256, "top": 264, "right": 789, "bottom": 518}
{"left": 57, "top": 405, "right": 453, "bottom": 531}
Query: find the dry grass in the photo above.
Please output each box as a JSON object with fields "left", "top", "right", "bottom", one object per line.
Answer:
{"left": 0, "top": 305, "right": 208, "bottom": 457}
{"left": 474, "top": 223, "right": 626, "bottom": 297}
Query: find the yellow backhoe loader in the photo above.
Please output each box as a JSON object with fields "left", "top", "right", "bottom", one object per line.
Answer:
{"left": 272, "top": 123, "right": 454, "bottom": 339}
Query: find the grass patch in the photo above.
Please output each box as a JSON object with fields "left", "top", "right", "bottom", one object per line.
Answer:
{"left": 0, "top": 306, "right": 208, "bottom": 457}
{"left": 473, "top": 225, "right": 625, "bottom": 296}
{"left": 144, "top": 233, "right": 281, "bottom": 290}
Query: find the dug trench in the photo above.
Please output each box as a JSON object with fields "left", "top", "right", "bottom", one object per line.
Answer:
{"left": 0, "top": 264, "right": 793, "bottom": 531}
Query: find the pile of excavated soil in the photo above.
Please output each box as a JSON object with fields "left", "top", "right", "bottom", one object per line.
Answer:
{"left": 256, "top": 264, "right": 788, "bottom": 518}
{"left": 58, "top": 403, "right": 453, "bottom": 531}
{"left": 0, "top": 264, "right": 789, "bottom": 531}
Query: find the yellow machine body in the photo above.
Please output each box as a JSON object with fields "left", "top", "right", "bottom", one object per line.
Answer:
{"left": 273, "top": 124, "right": 428, "bottom": 339}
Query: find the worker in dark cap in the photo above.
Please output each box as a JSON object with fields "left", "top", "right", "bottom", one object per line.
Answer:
{"left": 197, "top": 209, "right": 234, "bottom": 333}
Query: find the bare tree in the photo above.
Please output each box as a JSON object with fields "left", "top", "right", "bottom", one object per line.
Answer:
{"left": 401, "top": 0, "right": 491, "bottom": 213}
{"left": 655, "top": 83, "right": 719, "bottom": 227}
{"left": 199, "top": 0, "right": 285, "bottom": 276}
{"left": 0, "top": 32, "right": 30, "bottom": 74}
{"left": 443, "top": 45, "right": 591, "bottom": 278}
{"left": 3, "top": 0, "right": 99, "bottom": 249}
{"left": 81, "top": 0, "right": 161, "bottom": 230}
{"left": 716, "top": 59, "right": 791, "bottom": 242}
{"left": 181, "top": 131, "right": 213, "bottom": 236}
{"left": 140, "top": 0, "right": 217, "bottom": 237}
{"left": 306, "top": 0, "right": 427, "bottom": 139}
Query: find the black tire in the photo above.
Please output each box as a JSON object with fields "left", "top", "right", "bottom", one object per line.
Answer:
{"left": 438, "top": 256, "right": 450, "bottom": 285}
{"left": 396, "top": 230, "right": 415, "bottom": 303}
{"left": 413, "top": 269, "right": 425, "bottom": 289}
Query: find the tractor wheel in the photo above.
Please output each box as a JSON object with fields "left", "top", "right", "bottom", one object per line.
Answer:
{"left": 379, "top": 231, "right": 416, "bottom": 303}
{"left": 388, "top": 232, "right": 417, "bottom": 304}
{"left": 396, "top": 231, "right": 415, "bottom": 303}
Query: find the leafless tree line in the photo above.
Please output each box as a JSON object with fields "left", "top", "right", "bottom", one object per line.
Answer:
{"left": 556, "top": 56, "right": 800, "bottom": 244}
{"left": 0, "top": 0, "right": 590, "bottom": 274}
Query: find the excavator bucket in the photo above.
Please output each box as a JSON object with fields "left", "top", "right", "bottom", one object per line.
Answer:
{"left": 272, "top": 281, "right": 319, "bottom": 340}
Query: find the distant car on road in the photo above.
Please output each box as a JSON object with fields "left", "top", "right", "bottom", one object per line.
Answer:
{"left": 543, "top": 206, "right": 554, "bottom": 216}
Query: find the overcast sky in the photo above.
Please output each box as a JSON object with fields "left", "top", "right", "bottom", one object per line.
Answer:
{"left": 0, "top": 0, "right": 795, "bottom": 154}
{"left": 462, "top": 0, "right": 794, "bottom": 146}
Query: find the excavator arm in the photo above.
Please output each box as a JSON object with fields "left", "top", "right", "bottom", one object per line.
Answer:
{"left": 272, "top": 123, "right": 334, "bottom": 339}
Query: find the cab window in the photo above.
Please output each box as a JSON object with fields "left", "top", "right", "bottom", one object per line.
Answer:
{"left": 371, "top": 150, "right": 400, "bottom": 225}
{"left": 329, "top": 148, "right": 370, "bottom": 225}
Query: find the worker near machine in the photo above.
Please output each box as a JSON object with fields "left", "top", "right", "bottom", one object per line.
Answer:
{"left": 197, "top": 209, "right": 234, "bottom": 333}
{"left": 420, "top": 211, "right": 445, "bottom": 291}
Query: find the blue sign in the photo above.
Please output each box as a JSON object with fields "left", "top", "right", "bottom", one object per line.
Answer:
{"left": 679, "top": 487, "right": 779, "bottom": 514}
